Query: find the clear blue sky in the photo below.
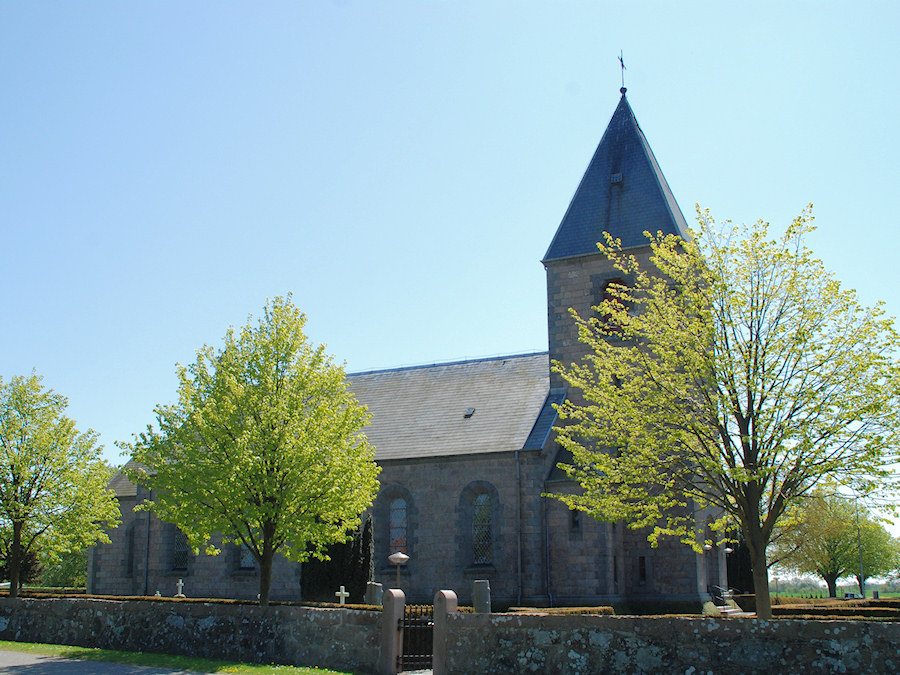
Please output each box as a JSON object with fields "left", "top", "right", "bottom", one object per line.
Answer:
{"left": 3, "top": 2, "right": 898, "bottom": 468}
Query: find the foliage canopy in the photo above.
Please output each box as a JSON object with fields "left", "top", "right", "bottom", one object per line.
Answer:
{"left": 126, "top": 296, "right": 380, "bottom": 604}
{"left": 0, "top": 373, "right": 120, "bottom": 596}
{"left": 551, "top": 207, "right": 900, "bottom": 618}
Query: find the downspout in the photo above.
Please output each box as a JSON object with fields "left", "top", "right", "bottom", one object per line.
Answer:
{"left": 515, "top": 450, "right": 523, "bottom": 606}
{"left": 543, "top": 493, "right": 554, "bottom": 607}
{"left": 143, "top": 488, "right": 152, "bottom": 596}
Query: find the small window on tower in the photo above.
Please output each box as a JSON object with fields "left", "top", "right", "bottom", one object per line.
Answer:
{"left": 598, "top": 278, "right": 631, "bottom": 332}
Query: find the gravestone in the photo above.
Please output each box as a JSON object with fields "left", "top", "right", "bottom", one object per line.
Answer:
{"left": 365, "top": 581, "right": 383, "bottom": 606}
{"left": 473, "top": 580, "right": 491, "bottom": 613}
{"left": 335, "top": 585, "right": 350, "bottom": 605}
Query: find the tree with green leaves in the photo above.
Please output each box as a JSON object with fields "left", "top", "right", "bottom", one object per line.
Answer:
{"left": 770, "top": 494, "right": 900, "bottom": 597}
{"left": 551, "top": 207, "right": 900, "bottom": 619}
{"left": 852, "top": 517, "right": 900, "bottom": 594}
{"left": 0, "top": 373, "right": 121, "bottom": 597}
{"left": 38, "top": 546, "right": 89, "bottom": 588}
{"left": 126, "top": 296, "right": 380, "bottom": 605}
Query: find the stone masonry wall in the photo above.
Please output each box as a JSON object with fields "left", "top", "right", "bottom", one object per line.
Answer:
{"left": 0, "top": 597, "right": 380, "bottom": 674}
{"left": 437, "top": 612, "right": 900, "bottom": 675}
{"left": 545, "top": 248, "right": 654, "bottom": 393}
{"left": 375, "top": 450, "right": 551, "bottom": 606}
{"left": 89, "top": 487, "right": 302, "bottom": 601}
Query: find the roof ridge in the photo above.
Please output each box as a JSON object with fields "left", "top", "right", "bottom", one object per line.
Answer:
{"left": 349, "top": 350, "right": 548, "bottom": 377}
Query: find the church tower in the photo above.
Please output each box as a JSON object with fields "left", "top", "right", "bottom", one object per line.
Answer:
{"left": 541, "top": 89, "right": 718, "bottom": 604}
{"left": 543, "top": 88, "right": 689, "bottom": 387}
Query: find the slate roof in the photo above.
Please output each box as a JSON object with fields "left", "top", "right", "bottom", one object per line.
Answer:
{"left": 522, "top": 387, "right": 566, "bottom": 451}
{"left": 349, "top": 352, "right": 551, "bottom": 461}
{"left": 543, "top": 91, "right": 689, "bottom": 262}
{"left": 108, "top": 459, "right": 142, "bottom": 498}
{"left": 107, "top": 354, "right": 552, "bottom": 497}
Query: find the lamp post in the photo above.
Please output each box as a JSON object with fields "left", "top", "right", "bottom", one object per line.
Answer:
{"left": 388, "top": 551, "right": 409, "bottom": 590}
{"left": 855, "top": 495, "right": 865, "bottom": 598}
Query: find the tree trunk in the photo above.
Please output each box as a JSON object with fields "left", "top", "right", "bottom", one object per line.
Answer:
{"left": 823, "top": 574, "right": 838, "bottom": 598}
{"left": 258, "top": 538, "right": 275, "bottom": 606}
{"left": 746, "top": 532, "right": 772, "bottom": 619}
{"left": 8, "top": 521, "right": 22, "bottom": 599}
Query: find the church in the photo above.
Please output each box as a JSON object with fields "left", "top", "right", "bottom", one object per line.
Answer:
{"left": 89, "top": 88, "right": 727, "bottom": 607}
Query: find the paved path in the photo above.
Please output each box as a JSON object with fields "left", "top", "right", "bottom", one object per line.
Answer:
{"left": 0, "top": 650, "right": 204, "bottom": 674}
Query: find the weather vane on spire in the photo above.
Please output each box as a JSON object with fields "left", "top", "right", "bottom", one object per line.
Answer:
{"left": 618, "top": 50, "right": 627, "bottom": 94}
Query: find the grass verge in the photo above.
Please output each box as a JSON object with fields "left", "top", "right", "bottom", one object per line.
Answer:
{"left": 0, "top": 640, "right": 354, "bottom": 674}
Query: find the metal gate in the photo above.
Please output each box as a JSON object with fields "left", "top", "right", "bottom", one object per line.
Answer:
{"left": 398, "top": 604, "right": 433, "bottom": 671}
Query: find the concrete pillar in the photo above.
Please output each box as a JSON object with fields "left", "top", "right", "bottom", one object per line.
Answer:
{"left": 432, "top": 590, "right": 458, "bottom": 675}
{"left": 473, "top": 579, "right": 491, "bottom": 613}
{"left": 378, "top": 588, "right": 405, "bottom": 675}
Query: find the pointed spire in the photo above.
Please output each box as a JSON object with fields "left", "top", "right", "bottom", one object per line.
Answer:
{"left": 543, "top": 93, "right": 689, "bottom": 262}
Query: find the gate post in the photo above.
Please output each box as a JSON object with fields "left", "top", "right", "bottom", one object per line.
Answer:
{"left": 379, "top": 588, "right": 405, "bottom": 675}
{"left": 432, "top": 590, "right": 458, "bottom": 675}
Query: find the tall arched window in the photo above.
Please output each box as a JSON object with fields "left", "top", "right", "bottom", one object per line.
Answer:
{"left": 239, "top": 544, "right": 256, "bottom": 570}
{"left": 389, "top": 496, "right": 408, "bottom": 554}
{"left": 171, "top": 527, "right": 189, "bottom": 572}
{"left": 472, "top": 493, "right": 492, "bottom": 564}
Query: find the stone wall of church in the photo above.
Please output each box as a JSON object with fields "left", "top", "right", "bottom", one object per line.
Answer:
{"left": 89, "top": 487, "right": 302, "bottom": 602}
{"left": 373, "top": 444, "right": 708, "bottom": 608}
{"left": 374, "top": 449, "right": 553, "bottom": 606}
{"left": 542, "top": 481, "right": 708, "bottom": 605}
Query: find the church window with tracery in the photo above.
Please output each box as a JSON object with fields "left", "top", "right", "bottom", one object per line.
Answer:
{"left": 389, "top": 497, "right": 408, "bottom": 554}
{"left": 239, "top": 544, "right": 256, "bottom": 570}
{"left": 171, "top": 528, "right": 189, "bottom": 571}
{"left": 472, "top": 493, "right": 492, "bottom": 564}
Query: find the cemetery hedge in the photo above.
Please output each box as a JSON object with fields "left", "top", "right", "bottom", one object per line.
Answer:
{"left": 507, "top": 606, "right": 615, "bottom": 616}
{"left": 7, "top": 590, "right": 900, "bottom": 620}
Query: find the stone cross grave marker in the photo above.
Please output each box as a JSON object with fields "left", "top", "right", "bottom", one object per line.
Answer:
{"left": 335, "top": 585, "right": 350, "bottom": 605}
{"left": 175, "top": 578, "right": 186, "bottom": 598}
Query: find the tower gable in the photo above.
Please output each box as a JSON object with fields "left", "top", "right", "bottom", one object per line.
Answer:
{"left": 543, "top": 91, "right": 689, "bottom": 262}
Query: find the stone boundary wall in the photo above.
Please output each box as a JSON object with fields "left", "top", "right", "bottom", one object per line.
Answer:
{"left": 436, "top": 612, "right": 900, "bottom": 675}
{"left": 0, "top": 597, "right": 381, "bottom": 674}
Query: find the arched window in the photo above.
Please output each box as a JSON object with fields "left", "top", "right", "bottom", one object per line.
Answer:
{"left": 239, "top": 545, "right": 256, "bottom": 570}
{"left": 171, "top": 527, "right": 189, "bottom": 572}
{"left": 472, "top": 493, "right": 492, "bottom": 565}
{"left": 597, "top": 277, "right": 631, "bottom": 332}
{"left": 389, "top": 496, "right": 408, "bottom": 554}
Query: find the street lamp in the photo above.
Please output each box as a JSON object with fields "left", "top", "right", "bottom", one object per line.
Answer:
{"left": 855, "top": 495, "right": 865, "bottom": 598}
{"left": 388, "top": 551, "right": 409, "bottom": 589}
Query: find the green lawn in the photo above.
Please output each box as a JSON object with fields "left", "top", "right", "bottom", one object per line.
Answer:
{"left": 0, "top": 640, "right": 355, "bottom": 674}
